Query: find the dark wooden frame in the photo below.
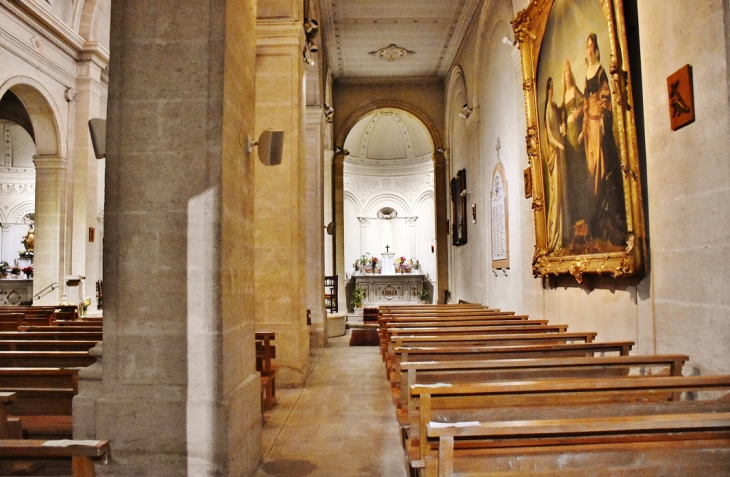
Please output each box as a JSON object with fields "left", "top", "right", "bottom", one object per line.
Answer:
{"left": 450, "top": 169, "right": 467, "bottom": 246}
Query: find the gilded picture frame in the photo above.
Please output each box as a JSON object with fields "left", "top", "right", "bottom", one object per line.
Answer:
{"left": 514, "top": 0, "right": 646, "bottom": 283}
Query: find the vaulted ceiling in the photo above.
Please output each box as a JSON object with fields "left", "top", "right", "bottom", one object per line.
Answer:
{"left": 319, "top": 0, "right": 481, "bottom": 80}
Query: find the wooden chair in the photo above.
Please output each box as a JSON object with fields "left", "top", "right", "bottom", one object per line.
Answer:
{"left": 256, "top": 332, "right": 279, "bottom": 411}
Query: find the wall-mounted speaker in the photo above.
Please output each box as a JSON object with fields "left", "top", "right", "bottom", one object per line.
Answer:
{"left": 88, "top": 118, "right": 106, "bottom": 159}
{"left": 257, "top": 129, "right": 284, "bottom": 166}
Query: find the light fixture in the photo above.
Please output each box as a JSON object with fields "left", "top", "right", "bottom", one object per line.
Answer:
{"left": 436, "top": 147, "right": 446, "bottom": 154}
{"left": 459, "top": 103, "right": 473, "bottom": 120}
{"left": 502, "top": 35, "right": 516, "bottom": 46}
{"left": 247, "top": 129, "right": 285, "bottom": 166}
{"left": 88, "top": 118, "right": 106, "bottom": 159}
{"left": 334, "top": 146, "right": 350, "bottom": 156}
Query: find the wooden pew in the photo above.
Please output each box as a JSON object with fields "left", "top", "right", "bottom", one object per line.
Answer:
{"left": 0, "top": 351, "right": 95, "bottom": 368}
{"left": 0, "top": 368, "right": 80, "bottom": 393}
{"left": 0, "top": 439, "right": 111, "bottom": 477}
{"left": 0, "top": 314, "right": 23, "bottom": 332}
{"left": 0, "top": 340, "right": 99, "bottom": 352}
{"left": 397, "top": 354, "right": 688, "bottom": 410}
{"left": 390, "top": 341, "right": 634, "bottom": 385}
{"left": 256, "top": 331, "right": 278, "bottom": 411}
{"left": 408, "top": 375, "right": 730, "bottom": 466}
{"left": 0, "top": 331, "right": 103, "bottom": 341}
{"left": 19, "top": 325, "right": 103, "bottom": 333}
{"left": 425, "top": 411, "right": 730, "bottom": 476}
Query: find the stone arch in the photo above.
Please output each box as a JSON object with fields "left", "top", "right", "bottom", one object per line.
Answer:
{"left": 0, "top": 77, "right": 62, "bottom": 156}
{"left": 336, "top": 101, "right": 441, "bottom": 152}
{"left": 76, "top": 0, "right": 111, "bottom": 42}
{"left": 363, "top": 193, "right": 412, "bottom": 218}
{"left": 8, "top": 201, "right": 35, "bottom": 224}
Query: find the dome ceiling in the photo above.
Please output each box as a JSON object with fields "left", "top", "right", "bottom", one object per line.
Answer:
{"left": 344, "top": 109, "right": 433, "bottom": 165}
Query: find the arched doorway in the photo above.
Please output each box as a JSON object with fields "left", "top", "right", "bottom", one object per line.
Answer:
{"left": 0, "top": 79, "right": 64, "bottom": 305}
{"left": 336, "top": 106, "right": 445, "bottom": 309}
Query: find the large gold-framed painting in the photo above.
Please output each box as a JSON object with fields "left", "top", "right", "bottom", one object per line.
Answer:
{"left": 514, "top": 0, "right": 646, "bottom": 282}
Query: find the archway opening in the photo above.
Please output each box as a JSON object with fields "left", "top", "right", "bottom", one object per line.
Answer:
{"left": 0, "top": 91, "right": 38, "bottom": 302}
{"left": 342, "top": 108, "right": 436, "bottom": 309}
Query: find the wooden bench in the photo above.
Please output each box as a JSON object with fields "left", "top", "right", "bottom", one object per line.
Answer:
{"left": 425, "top": 411, "right": 730, "bottom": 476}
{"left": 0, "top": 351, "right": 96, "bottom": 368}
{"left": 397, "top": 354, "right": 688, "bottom": 410}
{"left": 0, "top": 331, "right": 103, "bottom": 341}
{"left": 390, "top": 341, "right": 634, "bottom": 384}
{"left": 256, "top": 331, "right": 278, "bottom": 411}
{"left": 19, "top": 326, "right": 103, "bottom": 333}
{"left": 0, "top": 314, "right": 24, "bottom": 332}
{"left": 0, "top": 340, "right": 100, "bottom": 352}
{"left": 0, "top": 439, "right": 111, "bottom": 477}
{"left": 408, "top": 375, "right": 730, "bottom": 466}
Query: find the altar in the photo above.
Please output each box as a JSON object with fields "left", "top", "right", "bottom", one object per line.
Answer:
{"left": 354, "top": 273, "right": 424, "bottom": 306}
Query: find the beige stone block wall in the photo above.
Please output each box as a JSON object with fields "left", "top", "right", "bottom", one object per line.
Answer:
{"left": 98, "top": 1, "right": 261, "bottom": 474}
{"left": 255, "top": 18, "right": 311, "bottom": 387}
{"left": 445, "top": 0, "right": 730, "bottom": 376}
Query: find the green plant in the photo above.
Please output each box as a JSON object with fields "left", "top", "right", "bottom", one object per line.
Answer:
{"left": 10, "top": 266, "right": 20, "bottom": 276}
{"left": 0, "top": 262, "right": 8, "bottom": 275}
{"left": 351, "top": 286, "right": 366, "bottom": 306}
{"left": 418, "top": 288, "right": 429, "bottom": 303}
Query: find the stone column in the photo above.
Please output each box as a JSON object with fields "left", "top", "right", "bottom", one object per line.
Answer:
{"left": 255, "top": 14, "right": 310, "bottom": 386}
{"left": 358, "top": 217, "right": 369, "bottom": 256}
{"left": 305, "top": 106, "right": 326, "bottom": 346}
{"left": 0, "top": 224, "right": 10, "bottom": 264}
{"left": 407, "top": 217, "right": 418, "bottom": 259}
{"left": 32, "top": 155, "right": 66, "bottom": 305}
{"left": 333, "top": 152, "right": 347, "bottom": 313}
{"left": 433, "top": 149, "right": 449, "bottom": 303}
{"left": 86, "top": 2, "right": 261, "bottom": 475}
{"left": 71, "top": 42, "right": 109, "bottom": 309}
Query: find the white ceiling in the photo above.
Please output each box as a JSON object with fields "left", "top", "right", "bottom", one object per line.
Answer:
{"left": 320, "top": 0, "right": 481, "bottom": 80}
{"left": 344, "top": 109, "right": 433, "bottom": 164}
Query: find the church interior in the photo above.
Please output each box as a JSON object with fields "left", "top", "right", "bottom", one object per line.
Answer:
{"left": 1, "top": 0, "right": 730, "bottom": 475}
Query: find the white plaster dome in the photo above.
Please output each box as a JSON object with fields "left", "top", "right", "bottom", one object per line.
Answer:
{"left": 344, "top": 109, "right": 433, "bottom": 165}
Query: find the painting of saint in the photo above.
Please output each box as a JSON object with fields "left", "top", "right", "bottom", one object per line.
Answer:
{"left": 537, "top": 0, "right": 628, "bottom": 256}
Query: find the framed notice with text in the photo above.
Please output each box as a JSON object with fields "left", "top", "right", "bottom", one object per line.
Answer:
{"left": 491, "top": 163, "right": 509, "bottom": 269}
{"left": 514, "top": 0, "right": 646, "bottom": 282}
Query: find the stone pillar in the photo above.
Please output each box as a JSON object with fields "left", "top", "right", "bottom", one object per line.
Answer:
{"left": 71, "top": 42, "right": 109, "bottom": 309}
{"left": 255, "top": 15, "right": 310, "bottom": 386}
{"left": 323, "top": 149, "right": 334, "bottom": 275}
{"left": 358, "top": 217, "right": 369, "bottom": 256}
{"left": 32, "top": 155, "right": 66, "bottom": 305}
{"left": 305, "top": 106, "right": 326, "bottom": 346}
{"left": 333, "top": 152, "right": 346, "bottom": 312}
{"left": 407, "top": 217, "right": 418, "bottom": 259}
{"left": 86, "top": 1, "right": 260, "bottom": 475}
{"left": 0, "top": 224, "right": 10, "bottom": 264}
{"left": 433, "top": 150, "right": 449, "bottom": 303}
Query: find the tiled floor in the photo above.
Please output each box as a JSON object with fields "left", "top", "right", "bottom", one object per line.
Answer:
{"left": 256, "top": 332, "right": 407, "bottom": 477}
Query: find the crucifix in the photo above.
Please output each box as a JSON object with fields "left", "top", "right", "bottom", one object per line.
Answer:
{"left": 385, "top": 245, "right": 390, "bottom": 253}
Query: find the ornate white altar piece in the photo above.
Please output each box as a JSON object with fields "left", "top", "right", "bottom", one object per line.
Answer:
{"left": 354, "top": 273, "right": 424, "bottom": 306}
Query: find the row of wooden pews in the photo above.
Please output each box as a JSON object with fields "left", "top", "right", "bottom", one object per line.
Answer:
{"left": 377, "top": 304, "right": 730, "bottom": 476}
{"left": 0, "top": 306, "right": 110, "bottom": 476}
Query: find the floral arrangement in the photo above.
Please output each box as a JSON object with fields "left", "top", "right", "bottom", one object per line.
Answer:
{"left": 22, "top": 266, "right": 33, "bottom": 277}
{"left": 10, "top": 266, "right": 21, "bottom": 276}
{"left": 79, "top": 298, "right": 91, "bottom": 315}
{"left": 369, "top": 256, "right": 379, "bottom": 271}
{"left": 0, "top": 262, "right": 8, "bottom": 275}
{"left": 395, "top": 256, "right": 406, "bottom": 267}
{"left": 18, "top": 250, "right": 33, "bottom": 260}
{"left": 410, "top": 258, "right": 420, "bottom": 270}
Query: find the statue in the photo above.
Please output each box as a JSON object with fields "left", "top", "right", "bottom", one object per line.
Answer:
{"left": 22, "top": 226, "right": 34, "bottom": 251}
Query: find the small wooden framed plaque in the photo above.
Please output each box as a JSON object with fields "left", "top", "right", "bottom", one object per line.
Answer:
{"left": 667, "top": 64, "right": 694, "bottom": 131}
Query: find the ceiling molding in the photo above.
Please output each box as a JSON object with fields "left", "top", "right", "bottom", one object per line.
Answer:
{"left": 437, "top": 0, "right": 482, "bottom": 77}
{"left": 335, "top": 76, "right": 442, "bottom": 86}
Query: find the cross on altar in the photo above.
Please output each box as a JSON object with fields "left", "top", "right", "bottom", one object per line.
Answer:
{"left": 385, "top": 245, "right": 390, "bottom": 253}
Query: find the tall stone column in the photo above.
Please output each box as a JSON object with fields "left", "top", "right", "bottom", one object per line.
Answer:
{"left": 358, "top": 217, "right": 369, "bottom": 256}
{"left": 85, "top": 1, "right": 261, "bottom": 475}
{"left": 333, "top": 152, "right": 347, "bottom": 314}
{"left": 255, "top": 15, "right": 310, "bottom": 386}
{"left": 305, "top": 106, "right": 326, "bottom": 346}
{"left": 0, "top": 224, "right": 10, "bottom": 264}
{"left": 32, "top": 155, "right": 66, "bottom": 305}
{"left": 433, "top": 149, "right": 449, "bottom": 303}
{"left": 71, "top": 42, "right": 109, "bottom": 309}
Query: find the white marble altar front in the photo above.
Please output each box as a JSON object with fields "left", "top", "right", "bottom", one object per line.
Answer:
{"left": 354, "top": 273, "right": 424, "bottom": 306}
{"left": 0, "top": 278, "right": 33, "bottom": 305}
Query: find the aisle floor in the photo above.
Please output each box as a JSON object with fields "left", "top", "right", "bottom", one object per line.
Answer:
{"left": 255, "top": 332, "right": 407, "bottom": 477}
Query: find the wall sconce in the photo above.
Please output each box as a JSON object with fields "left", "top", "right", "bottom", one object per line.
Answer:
{"left": 248, "top": 129, "right": 284, "bottom": 166}
{"left": 502, "top": 35, "right": 517, "bottom": 47}
{"left": 324, "top": 222, "right": 335, "bottom": 235}
{"left": 324, "top": 105, "right": 334, "bottom": 123}
{"left": 460, "top": 189, "right": 469, "bottom": 197}
{"left": 458, "top": 103, "right": 473, "bottom": 119}
{"left": 88, "top": 118, "right": 106, "bottom": 159}
{"left": 303, "top": 42, "right": 316, "bottom": 65}
{"left": 334, "top": 146, "right": 350, "bottom": 156}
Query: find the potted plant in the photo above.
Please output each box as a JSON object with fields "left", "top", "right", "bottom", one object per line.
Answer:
{"left": 351, "top": 285, "right": 366, "bottom": 309}
{"left": 418, "top": 288, "right": 429, "bottom": 304}
{"left": 22, "top": 266, "right": 33, "bottom": 279}
{"left": 10, "top": 266, "right": 21, "bottom": 279}
{"left": 359, "top": 254, "right": 371, "bottom": 274}
{"left": 411, "top": 258, "right": 420, "bottom": 272}
{"left": 395, "top": 256, "right": 406, "bottom": 273}
{"left": 0, "top": 262, "right": 8, "bottom": 279}
{"left": 79, "top": 297, "right": 91, "bottom": 317}
{"left": 369, "top": 256, "right": 380, "bottom": 274}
